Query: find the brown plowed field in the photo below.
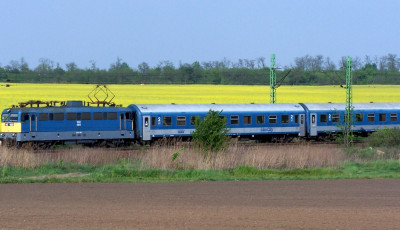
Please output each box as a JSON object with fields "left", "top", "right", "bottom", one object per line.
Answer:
{"left": 0, "top": 179, "right": 399, "bottom": 229}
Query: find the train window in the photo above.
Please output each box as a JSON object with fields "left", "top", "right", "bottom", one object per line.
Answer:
{"left": 55, "top": 113, "right": 64, "bottom": 121}
{"left": 243, "top": 116, "right": 251, "bottom": 125}
{"left": 108, "top": 112, "right": 117, "bottom": 120}
{"left": 367, "top": 114, "right": 375, "bottom": 122}
{"left": 39, "top": 113, "right": 49, "bottom": 121}
{"left": 320, "top": 114, "right": 327, "bottom": 123}
{"left": 230, "top": 115, "right": 239, "bottom": 125}
{"left": 379, "top": 114, "right": 386, "bottom": 122}
{"left": 77, "top": 113, "right": 82, "bottom": 120}
{"left": 81, "top": 112, "right": 91, "bottom": 120}
{"left": 177, "top": 116, "right": 186, "bottom": 126}
{"left": 22, "top": 113, "right": 29, "bottom": 122}
{"left": 281, "top": 115, "right": 289, "bottom": 124}
{"left": 67, "top": 113, "right": 77, "bottom": 120}
{"left": 31, "top": 115, "right": 36, "bottom": 121}
{"left": 356, "top": 113, "right": 363, "bottom": 122}
{"left": 256, "top": 115, "right": 264, "bottom": 124}
{"left": 390, "top": 113, "right": 397, "bottom": 122}
{"left": 269, "top": 115, "right": 277, "bottom": 124}
{"left": 93, "top": 112, "right": 102, "bottom": 120}
{"left": 191, "top": 116, "right": 200, "bottom": 125}
{"left": 332, "top": 114, "right": 340, "bottom": 122}
{"left": 295, "top": 115, "right": 299, "bottom": 124}
{"left": 49, "top": 113, "right": 54, "bottom": 120}
{"left": 151, "top": 117, "right": 157, "bottom": 126}
{"left": 10, "top": 114, "right": 19, "bottom": 122}
{"left": 103, "top": 112, "right": 107, "bottom": 120}
{"left": 163, "top": 116, "right": 172, "bottom": 126}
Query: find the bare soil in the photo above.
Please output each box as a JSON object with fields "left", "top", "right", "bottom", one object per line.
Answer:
{"left": 0, "top": 179, "right": 399, "bottom": 229}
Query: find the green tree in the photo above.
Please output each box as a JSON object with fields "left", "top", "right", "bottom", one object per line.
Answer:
{"left": 35, "top": 58, "right": 54, "bottom": 82}
{"left": 365, "top": 128, "right": 400, "bottom": 147}
{"left": 66, "top": 62, "right": 78, "bottom": 72}
{"left": 191, "top": 110, "right": 230, "bottom": 155}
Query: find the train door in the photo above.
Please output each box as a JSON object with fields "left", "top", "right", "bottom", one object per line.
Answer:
{"left": 30, "top": 114, "right": 37, "bottom": 138}
{"left": 120, "top": 113, "right": 126, "bottom": 130}
{"left": 131, "top": 112, "right": 136, "bottom": 131}
{"left": 142, "top": 116, "right": 151, "bottom": 141}
{"left": 299, "top": 114, "right": 306, "bottom": 136}
{"left": 120, "top": 113, "right": 126, "bottom": 136}
{"left": 310, "top": 113, "right": 317, "bottom": 136}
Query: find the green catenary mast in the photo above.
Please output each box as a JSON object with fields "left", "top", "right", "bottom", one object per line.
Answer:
{"left": 345, "top": 57, "right": 353, "bottom": 147}
{"left": 270, "top": 54, "right": 276, "bottom": 104}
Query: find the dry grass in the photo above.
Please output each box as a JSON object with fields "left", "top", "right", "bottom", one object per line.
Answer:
{"left": 0, "top": 142, "right": 346, "bottom": 170}
{"left": 139, "top": 142, "right": 345, "bottom": 170}
{"left": 0, "top": 147, "right": 41, "bottom": 168}
{"left": 0, "top": 147, "right": 137, "bottom": 168}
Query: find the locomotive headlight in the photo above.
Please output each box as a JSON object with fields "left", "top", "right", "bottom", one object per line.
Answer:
{"left": 11, "top": 133, "right": 16, "bottom": 137}
{"left": 0, "top": 133, "right": 4, "bottom": 137}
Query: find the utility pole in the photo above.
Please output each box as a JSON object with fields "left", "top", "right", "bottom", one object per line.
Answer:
{"left": 345, "top": 57, "right": 353, "bottom": 147}
{"left": 269, "top": 54, "right": 292, "bottom": 104}
{"left": 270, "top": 54, "right": 276, "bottom": 104}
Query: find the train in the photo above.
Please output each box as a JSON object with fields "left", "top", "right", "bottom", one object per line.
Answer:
{"left": 1, "top": 100, "right": 400, "bottom": 148}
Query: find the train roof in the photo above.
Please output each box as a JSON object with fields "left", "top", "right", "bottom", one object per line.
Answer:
{"left": 301, "top": 102, "right": 400, "bottom": 111}
{"left": 129, "top": 103, "right": 305, "bottom": 113}
{"left": 2, "top": 106, "right": 129, "bottom": 114}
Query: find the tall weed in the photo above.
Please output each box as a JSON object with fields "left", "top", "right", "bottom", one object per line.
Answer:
{"left": 1, "top": 142, "right": 346, "bottom": 170}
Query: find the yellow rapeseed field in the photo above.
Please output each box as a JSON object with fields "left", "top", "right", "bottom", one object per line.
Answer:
{"left": 0, "top": 84, "right": 399, "bottom": 110}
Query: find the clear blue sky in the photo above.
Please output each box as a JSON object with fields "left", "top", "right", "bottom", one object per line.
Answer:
{"left": 1, "top": 0, "right": 399, "bottom": 69}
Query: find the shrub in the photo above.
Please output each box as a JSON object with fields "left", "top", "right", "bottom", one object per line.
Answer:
{"left": 365, "top": 128, "right": 400, "bottom": 147}
{"left": 191, "top": 110, "right": 230, "bottom": 154}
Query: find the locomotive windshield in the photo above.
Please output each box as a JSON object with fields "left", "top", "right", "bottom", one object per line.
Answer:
{"left": 1, "top": 113, "right": 9, "bottom": 122}
{"left": 1, "top": 113, "right": 19, "bottom": 122}
{"left": 10, "top": 114, "right": 19, "bottom": 122}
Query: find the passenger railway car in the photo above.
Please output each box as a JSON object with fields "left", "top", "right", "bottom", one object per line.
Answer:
{"left": 128, "top": 103, "right": 306, "bottom": 143}
{"left": 0, "top": 101, "right": 134, "bottom": 148}
{"left": 300, "top": 102, "right": 400, "bottom": 137}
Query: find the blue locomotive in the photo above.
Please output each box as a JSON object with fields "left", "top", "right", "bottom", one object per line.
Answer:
{"left": 0, "top": 101, "right": 134, "bottom": 148}
{"left": 1, "top": 101, "right": 400, "bottom": 147}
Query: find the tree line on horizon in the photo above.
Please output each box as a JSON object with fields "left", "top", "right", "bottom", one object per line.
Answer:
{"left": 1, "top": 54, "right": 400, "bottom": 85}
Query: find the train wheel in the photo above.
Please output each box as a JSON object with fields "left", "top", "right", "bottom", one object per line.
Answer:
{"left": 285, "top": 136, "right": 294, "bottom": 143}
{"left": 38, "top": 142, "right": 53, "bottom": 149}
{"left": 142, "top": 140, "right": 151, "bottom": 147}
{"left": 20, "top": 142, "right": 36, "bottom": 150}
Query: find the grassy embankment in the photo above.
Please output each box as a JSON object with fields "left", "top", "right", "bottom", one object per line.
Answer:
{"left": 1, "top": 142, "right": 399, "bottom": 183}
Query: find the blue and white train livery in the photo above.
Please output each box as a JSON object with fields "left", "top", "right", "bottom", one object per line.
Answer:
{"left": 301, "top": 102, "right": 400, "bottom": 137}
{"left": 2, "top": 101, "right": 400, "bottom": 147}
{"left": 0, "top": 101, "right": 134, "bottom": 147}
{"left": 129, "top": 103, "right": 306, "bottom": 142}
